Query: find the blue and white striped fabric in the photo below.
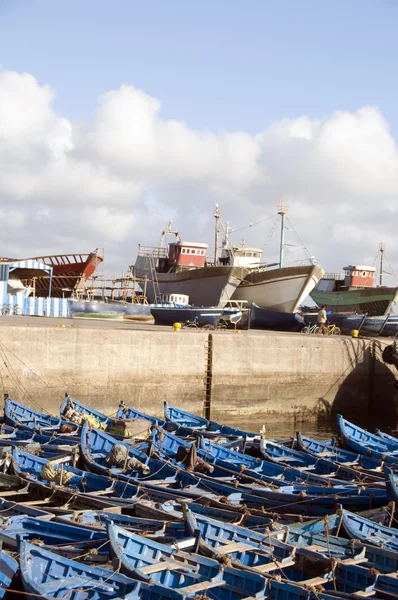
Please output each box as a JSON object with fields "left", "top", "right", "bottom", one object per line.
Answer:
{"left": 8, "top": 259, "right": 52, "bottom": 274}
{"left": 24, "top": 297, "right": 70, "bottom": 317}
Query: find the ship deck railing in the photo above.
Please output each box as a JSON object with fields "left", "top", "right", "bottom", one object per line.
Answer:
{"left": 137, "top": 246, "right": 168, "bottom": 259}
{"left": 322, "top": 273, "right": 345, "bottom": 280}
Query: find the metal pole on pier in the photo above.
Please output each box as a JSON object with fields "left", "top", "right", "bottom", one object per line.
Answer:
{"left": 278, "top": 200, "right": 288, "bottom": 268}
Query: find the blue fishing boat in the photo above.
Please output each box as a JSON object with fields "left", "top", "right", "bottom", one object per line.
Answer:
{"left": 337, "top": 414, "right": 398, "bottom": 463}
{"left": 0, "top": 497, "right": 55, "bottom": 521}
{"left": 380, "top": 315, "right": 398, "bottom": 337}
{"left": 108, "top": 523, "right": 269, "bottom": 598}
{"left": 80, "top": 422, "right": 179, "bottom": 482}
{"left": 181, "top": 505, "right": 299, "bottom": 567}
{"left": 0, "top": 546, "right": 18, "bottom": 599}
{"left": 340, "top": 506, "right": 398, "bottom": 550}
{"left": 0, "top": 516, "right": 110, "bottom": 561}
{"left": 151, "top": 306, "right": 224, "bottom": 328}
{"left": 249, "top": 303, "right": 306, "bottom": 331}
{"left": 385, "top": 466, "right": 398, "bottom": 505}
{"left": 56, "top": 510, "right": 167, "bottom": 534}
{"left": 164, "top": 402, "right": 260, "bottom": 439}
{"left": 375, "top": 427, "right": 398, "bottom": 444}
{"left": 69, "top": 298, "right": 128, "bottom": 320}
{"left": 4, "top": 396, "right": 78, "bottom": 434}
{"left": 19, "top": 540, "right": 142, "bottom": 600}
{"left": 360, "top": 315, "right": 388, "bottom": 336}
{"left": 296, "top": 432, "right": 384, "bottom": 475}
{"left": 60, "top": 394, "right": 113, "bottom": 430}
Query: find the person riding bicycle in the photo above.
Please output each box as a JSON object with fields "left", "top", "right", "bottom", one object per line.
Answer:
{"left": 317, "top": 305, "right": 327, "bottom": 335}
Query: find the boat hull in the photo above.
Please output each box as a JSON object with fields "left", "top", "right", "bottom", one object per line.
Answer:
{"left": 233, "top": 265, "right": 324, "bottom": 312}
{"left": 124, "top": 303, "right": 153, "bottom": 321}
{"left": 311, "top": 286, "right": 398, "bottom": 317}
{"left": 250, "top": 303, "right": 305, "bottom": 331}
{"left": 135, "top": 259, "right": 248, "bottom": 307}
{"left": 69, "top": 300, "right": 126, "bottom": 320}
{"left": 151, "top": 307, "right": 223, "bottom": 326}
{"left": 23, "top": 251, "right": 103, "bottom": 298}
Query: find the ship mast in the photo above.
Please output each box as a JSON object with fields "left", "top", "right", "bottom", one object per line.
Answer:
{"left": 379, "top": 242, "right": 384, "bottom": 287}
{"left": 214, "top": 204, "right": 220, "bottom": 265}
{"left": 278, "top": 200, "right": 288, "bottom": 268}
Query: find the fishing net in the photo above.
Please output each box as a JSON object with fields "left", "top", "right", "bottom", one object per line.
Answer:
{"left": 105, "top": 444, "right": 150, "bottom": 473}
{"left": 109, "top": 418, "right": 152, "bottom": 439}
{"left": 40, "top": 461, "right": 75, "bottom": 485}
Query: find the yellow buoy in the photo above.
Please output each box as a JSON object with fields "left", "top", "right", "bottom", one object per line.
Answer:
{"left": 351, "top": 329, "right": 359, "bottom": 338}
{"left": 173, "top": 322, "right": 182, "bottom": 332}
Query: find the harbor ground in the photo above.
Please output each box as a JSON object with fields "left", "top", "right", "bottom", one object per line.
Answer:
{"left": 0, "top": 316, "right": 396, "bottom": 434}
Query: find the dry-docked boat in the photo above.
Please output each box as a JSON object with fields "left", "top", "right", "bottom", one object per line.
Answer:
{"left": 132, "top": 221, "right": 247, "bottom": 307}
{"left": 220, "top": 204, "right": 324, "bottom": 312}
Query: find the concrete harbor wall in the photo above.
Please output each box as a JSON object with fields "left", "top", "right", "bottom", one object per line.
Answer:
{"left": 0, "top": 323, "right": 396, "bottom": 426}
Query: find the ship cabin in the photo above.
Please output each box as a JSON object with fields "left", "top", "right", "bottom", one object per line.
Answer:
{"left": 316, "top": 264, "right": 376, "bottom": 293}
{"left": 166, "top": 241, "right": 208, "bottom": 271}
{"left": 220, "top": 246, "right": 263, "bottom": 269}
{"left": 343, "top": 265, "right": 376, "bottom": 289}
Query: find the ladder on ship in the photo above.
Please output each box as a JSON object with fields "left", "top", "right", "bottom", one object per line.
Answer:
{"left": 147, "top": 253, "right": 161, "bottom": 303}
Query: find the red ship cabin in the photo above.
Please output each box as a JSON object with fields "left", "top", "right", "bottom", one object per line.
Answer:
{"left": 168, "top": 241, "right": 208, "bottom": 269}
{"left": 343, "top": 265, "right": 376, "bottom": 289}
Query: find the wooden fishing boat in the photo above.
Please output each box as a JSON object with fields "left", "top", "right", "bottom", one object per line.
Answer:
{"left": 375, "top": 427, "right": 398, "bottom": 444}
{"left": 0, "top": 545, "right": 18, "bottom": 599}
{"left": 56, "top": 510, "right": 168, "bottom": 534}
{"left": 108, "top": 522, "right": 269, "bottom": 599}
{"left": 199, "top": 436, "right": 384, "bottom": 488}
{"left": 181, "top": 505, "right": 297, "bottom": 570}
{"left": 164, "top": 402, "right": 260, "bottom": 439}
{"left": 249, "top": 303, "right": 306, "bottom": 332}
{"left": 151, "top": 306, "right": 224, "bottom": 328}
{"left": 19, "top": 540, "right": 142, "bottom": 600}
{"left": 337, "top": 414, "right": 398, "bottom": 463}
{"left": 60, "top": 394, "right": 114, "bottom": 429}
{"left": 0, "top": 497, "right": 55, "bottom": 522}
{"left": 12, "top": 447, "right": 239, "bottom": 510}
{"left": 4, "top": 396, "right": 78, "bottom": 434}
{"left": 340, "top": 506, "right": 398, "bottom": 550}
{"left": 80, "top": 422, "right": 178, "bottom": 482}
{"left": 296, "top": 432, "right": 384, "bottom": 475}
{"left": 0, "top": 516, "right": 110, "bottom": 561}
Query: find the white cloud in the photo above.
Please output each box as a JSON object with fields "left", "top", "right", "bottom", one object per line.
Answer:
{"left": 1, "top": 69, "right": 398, "bottom": 277}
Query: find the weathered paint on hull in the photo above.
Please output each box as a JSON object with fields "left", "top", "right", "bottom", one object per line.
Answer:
{"left": 143, "top": 266, "right": 248, "bottom": 307}
{"left": 311, "top": 286, "right": 398, "bottom": 317}
{"left": 232, "top": 265, "right": 324, "bottom": 312}
{"left": 69, "top": 300, "right": 126, "bottom": 321}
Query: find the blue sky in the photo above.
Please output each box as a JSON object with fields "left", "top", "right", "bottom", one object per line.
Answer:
{"left": 1, "top": 0, "right": 397, "bottom": 135}
{"left": 0, "top": 0, "right": 398, "bottom": 275}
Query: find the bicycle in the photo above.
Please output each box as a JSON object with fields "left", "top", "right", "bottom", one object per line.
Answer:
{"left": 1, "top": 304, "right": 21, "bottom": 316}
{"left": 301, "top": 323, "right": 341, "bottom": 335}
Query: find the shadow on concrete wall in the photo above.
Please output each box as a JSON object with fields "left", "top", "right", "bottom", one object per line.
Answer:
{"left": 315, "top": 342, "right": 398, "bottom": 430}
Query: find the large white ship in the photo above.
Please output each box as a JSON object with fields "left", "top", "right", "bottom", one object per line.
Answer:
{"left": 220, "top": 203, "right": 324, "bottom": 312}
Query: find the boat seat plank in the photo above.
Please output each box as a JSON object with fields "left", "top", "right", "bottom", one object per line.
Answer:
{"left": 216, "top": 541, "right": 257, "bottom": 553}
{"left": 140, "top": 561, "right": 194, "bottom": 575}
{"left": 340, "top": 558, "right": 368, "bottom": 565}
{"left": 300, "top": 577, "right": 329, "bottom": 586}
{"left": 353, "top": 591, "right": 375, "bottom": 597}
{"left": 252, "top": 559, "right": 296, "bottom": 573}
{"left": 179, "top": 580, "right": 226, "bottom": 593}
